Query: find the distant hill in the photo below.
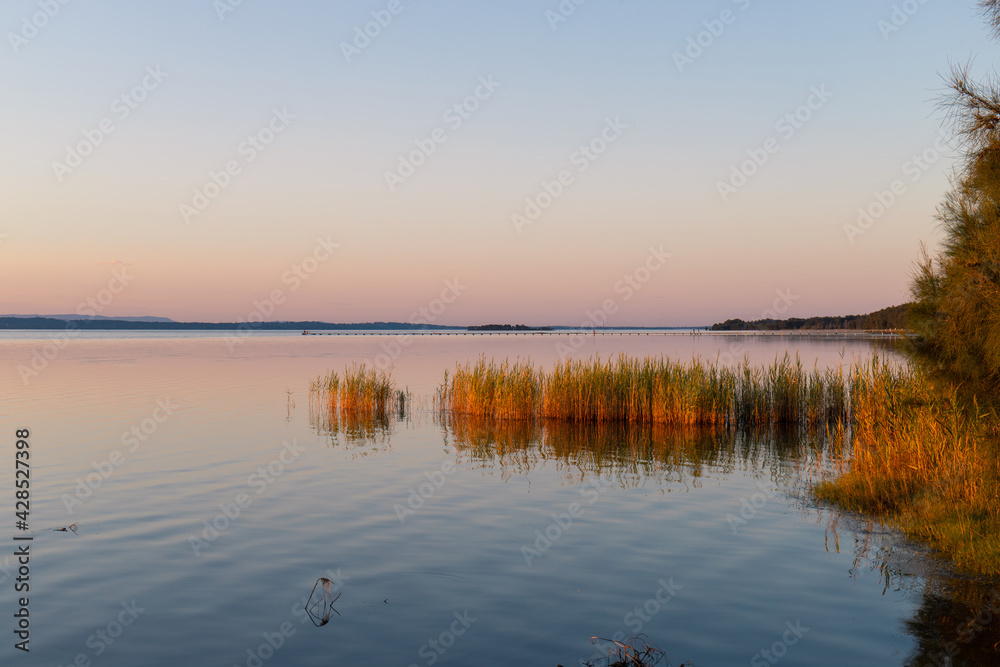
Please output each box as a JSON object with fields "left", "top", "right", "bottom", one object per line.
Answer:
{"left": 711, "top": 304, "right": 910, "bottom": 332}
{"left": 0, "top": 317, "right": 457, "bottom": 331}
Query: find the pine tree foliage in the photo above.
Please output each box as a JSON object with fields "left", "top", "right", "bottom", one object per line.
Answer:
{"left": 909, "top": 3, "right": 1000, "bottom": 388}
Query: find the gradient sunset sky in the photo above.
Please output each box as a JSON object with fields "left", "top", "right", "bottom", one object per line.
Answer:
{"left": 1, "top": 0, "right": 993, "bottom": 326}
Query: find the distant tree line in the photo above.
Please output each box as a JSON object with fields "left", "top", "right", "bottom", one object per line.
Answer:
{"left": 711, "top": 304, "right": 909, "bottom": 332}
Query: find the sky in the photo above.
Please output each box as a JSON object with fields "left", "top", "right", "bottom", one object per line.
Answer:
{"left": 0, "top": 0, "right": 995, "bottom": 326}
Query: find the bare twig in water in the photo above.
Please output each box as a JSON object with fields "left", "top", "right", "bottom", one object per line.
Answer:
{"left": 305, "top": 577, "right": 341, "bottom": 627}
{"left": 581, "top": 634, "right": 688, "bottom": 667}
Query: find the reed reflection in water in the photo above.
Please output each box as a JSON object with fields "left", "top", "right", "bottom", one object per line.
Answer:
{"left": 441, "top": 410, "right": 816, "bottom": 492}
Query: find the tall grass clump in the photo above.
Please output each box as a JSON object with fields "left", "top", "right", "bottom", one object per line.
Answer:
{"left": 439, "top": 358, "right": 540, "bottom": 421}
{"left": 441, "top": 354, "right": 850, "bottom": 430}
{"left": 309, "top": 364, "right": 409, "bottom": 441}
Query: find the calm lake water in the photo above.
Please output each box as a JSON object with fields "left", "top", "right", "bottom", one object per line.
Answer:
{"left": 1, "top": 331, "right": 997, "bottom": 666}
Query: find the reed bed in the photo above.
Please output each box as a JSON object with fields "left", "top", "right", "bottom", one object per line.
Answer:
{"left": 440, "top": 354, "right": 849, "bottom": 430}
{"left": 815, "top": 358, "right": 1000, "bottom": 575}
{"left": 309, "top": 364, "right": 409, "bottom": 442}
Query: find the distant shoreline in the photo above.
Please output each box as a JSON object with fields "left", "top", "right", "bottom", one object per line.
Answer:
{"left": 0, "top": 316, "right": 701, "bottom": 331}
{"left": 0, "top": 303, "right": 909, "bottom": 332}
{"left": 0, "top": 317, "right": 458, "bottom": 331}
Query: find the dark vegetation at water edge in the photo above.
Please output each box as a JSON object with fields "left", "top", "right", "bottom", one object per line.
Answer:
{"left": 711, "top": 303, "right": 909, "bottom": 331}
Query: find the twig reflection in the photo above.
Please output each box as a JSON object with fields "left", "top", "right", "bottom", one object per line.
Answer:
{"left": 305, "top": 577, "right": 341, "bottom": 627}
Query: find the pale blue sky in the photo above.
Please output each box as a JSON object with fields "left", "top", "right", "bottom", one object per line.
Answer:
{"left": 0, "top": 1, "right": 994, "bottom": 325}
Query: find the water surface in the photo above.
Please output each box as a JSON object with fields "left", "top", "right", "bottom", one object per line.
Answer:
{"left": 1, "top": 332, "right": 995, "bottom": 666}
